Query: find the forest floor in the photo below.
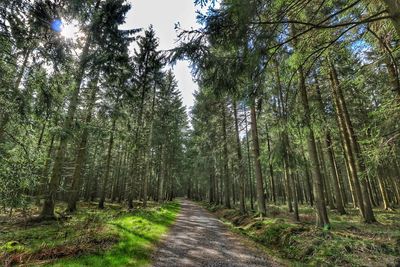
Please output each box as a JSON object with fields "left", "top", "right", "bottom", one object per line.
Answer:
{"left": 201, "top": 202, "right": 400, "bottom": 267}
{"left": 151, "top": 199, "right": 280, "bottom": 267}
{"left": 0, "top": 201, "right": 179, "bottom": 266}
{"left": 2, "top": 200, "right": 399, "bottom": 267}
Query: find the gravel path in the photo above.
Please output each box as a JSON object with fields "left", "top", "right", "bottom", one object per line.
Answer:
{"left": 151, "top": 199, "right": 280, "bottom": 267}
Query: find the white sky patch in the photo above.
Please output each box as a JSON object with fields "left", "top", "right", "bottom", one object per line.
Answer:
{"left": 122, "top": 0, "right": 205, "bottom": 113}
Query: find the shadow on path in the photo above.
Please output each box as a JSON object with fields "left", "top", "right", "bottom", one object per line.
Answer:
{"left": 151, "top": 200, "right": 279, "bottom": 267}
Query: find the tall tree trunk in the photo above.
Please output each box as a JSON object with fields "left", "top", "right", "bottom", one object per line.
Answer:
{"left": 111, "top": 147, "right": 124, "bottom": 202}
{"left": 282, "top": 133, "right": 293, "bottom": 212}
{"left": 36, "top": 133, "right": 55, "bottom": 204}
{"left": 221, "top": 101, "right": 231, "bottom": 208}
{"left": 244, "top": 106, "right": 254, "bottom": 210}
{"left": 250, "top": 99, "right": 266, "bottom": 216}
{"left": 298, "top": 67, "right": 330, "bottom": 227}
{"left": 143, "top": 135, "right": 153, "bottom": 208}
{"left": 158, "top": 146, "right": 165, "bottom": 203}
{"left": 314, "top": 76, "right": 345, "bottom": 213}
{"left": 127, "top": 153, "right": 137, "bottom": 209}
{"left": 301, "top": 145, "right": 314, "bottom": 206}
{"left": 40, "top": 35, "right": 93, "bottom": 218}
{"left": 329, "top": 61, "right": 376, "bottom": 223}
{"left": 99, "top": 118, "right": 117, "bottom": 209}
{"left": 290, "top": 166, "right": 299, "bottom": 221}
{"left": 325, "top": 133, "right": 347, "bottom": 214}
{"left": 265, "top": 123, "right": 276, "bottom": 204}
{"left": 317, "top": 141, "right": 335, "bottom": 209}
{"left": 390, "top": 162, "right": 400, "bottom": 204}
{"left": 143, "top": 84, "right": 157, "bottom": 208}
{"left": 377, "top": 166, "right": 392, "bottom": 210}
{"left": 67, "top": 76, "right": 98, "bottom": 212}
{"left": 283, "top": 133, "right": 298, "bottom": 220}
{"left": 233, "top": 100, "right": 245, "bottom": 213}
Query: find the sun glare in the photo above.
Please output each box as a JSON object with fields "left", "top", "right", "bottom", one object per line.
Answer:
{"left": 60, "top": 20, "right": 81, "bottom": 39}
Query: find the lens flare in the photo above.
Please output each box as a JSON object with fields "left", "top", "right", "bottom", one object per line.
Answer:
{"left": 51, "top": 19, "right": 63, "bottom": 32}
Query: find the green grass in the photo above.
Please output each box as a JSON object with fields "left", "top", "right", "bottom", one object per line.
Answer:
{"left": 0, "top": 201, "right": 180, "bottom": 267}
{"left": 47, "top": 202, "right": 180, "bottom": 267}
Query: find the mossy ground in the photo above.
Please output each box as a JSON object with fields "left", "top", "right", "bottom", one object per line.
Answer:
{"left": 0, "top": 201, "right": 180, "bottom": 266}
{"left": 202, "top": 202, "right": 400, "bottom": 267}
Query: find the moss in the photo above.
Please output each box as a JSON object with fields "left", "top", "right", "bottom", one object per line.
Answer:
{"left": 0, "top": 201, "right": 180, "bottom": 267}
{"left": 203, "top": 203, "right": 400, "bottom": 267}
{"left": 47, "top": 202, "right": 180, "bottom": 267}
{"left": 0, "top": 241, "right": 25, "bottom": 254}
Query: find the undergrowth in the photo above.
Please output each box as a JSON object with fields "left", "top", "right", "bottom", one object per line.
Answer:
{"left": 0, "top": 201, "right": 180, "bottom": 266}
{"left": 202, "top": 202, "right": 400, "bottom": 267}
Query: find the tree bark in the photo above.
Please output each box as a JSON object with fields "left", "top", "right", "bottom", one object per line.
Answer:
{"left": 221, "top": 101, "right": 231, "bottom": 208}
{"left": 67, "top": 76, "right": 98, "bottom": 212}
{"left": 158, "top": 146, "right": 165, "bottom": 202}
{"left": 317, "top": 141, "right": 335, "bottom": 209}
{"left": 325, "top": 133, "right": 347, "bottom": 214}
{"left": 244, "top": 106, "right": 255, "bottom": 210}
{"left": 283, "top": 133, "right": 298, "bottom": 220}
{"left": 99, "top": 118, "right": 117, "bottom": 209}
{"left": 40, "top": 35, "right": 93, "bottom": 218}
{"left": 250, "top": 99, "right": 266, "bottom": 216}
{"left": 282, "top": 133, "right": 293, "bottom": 212}
{"left": 233, "top": 100, "right": 246, "bottom": 213}
{"left": 377, "top": 166, "right": 392, "bottom": 210}
{"left": 265, "top": 123, "right": 276, "bottom": 204}
{"left": 329, "top": 60, "right": 376, "bottom": 223}
{"left": 298, "top": 67, "right": 330, "bottom": 227}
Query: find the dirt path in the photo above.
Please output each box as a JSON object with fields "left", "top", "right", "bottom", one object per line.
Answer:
{"left": 151, "top": 200, "right": 280, "bottom": 267}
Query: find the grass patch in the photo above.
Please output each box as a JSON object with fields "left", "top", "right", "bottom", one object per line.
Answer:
{"left": 200, "top": 202, "right": 400, "bottom": 267}
{"left": 0, "top": 201, "right": 180, "bottom": 266}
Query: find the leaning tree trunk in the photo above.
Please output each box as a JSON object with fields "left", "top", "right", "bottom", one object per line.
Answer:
{"left": 298, "top": 67, "right": 330, "bottom": 227}
{"left": 250, "top": 99, "right": 267, "bottom": 216}
{"left": 233, "top": 100, "right": 245, "bottom": 214}
{"left": 329, "top": 61, "right": 376, "bottom": 223}
{"left": 40, "top": 37, "right": 92, "bottom": 219}
{"left": 314, "top": 77, "right": 345, "bottom": 213}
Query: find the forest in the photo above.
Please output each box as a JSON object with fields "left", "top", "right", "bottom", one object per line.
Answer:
{"left": 1, "top": 0, "right": 400, "bottom": 266}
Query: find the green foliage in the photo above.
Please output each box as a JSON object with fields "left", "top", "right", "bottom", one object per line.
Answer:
{"left": 0, "top": 146, "right": 43, "bottom": 211}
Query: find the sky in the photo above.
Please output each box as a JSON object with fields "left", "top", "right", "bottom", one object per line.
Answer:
{"left": 123, "top": 0, "right": 203, "bottom": 113}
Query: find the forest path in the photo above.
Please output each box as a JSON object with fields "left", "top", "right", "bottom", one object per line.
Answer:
{"left": 151, "top": 199, "right": 280, "bottom": 267}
